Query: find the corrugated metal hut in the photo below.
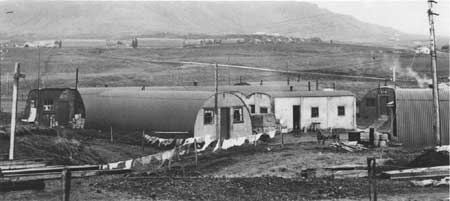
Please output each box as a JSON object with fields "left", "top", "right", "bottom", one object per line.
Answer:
{"left": 392, "top": 87, "right": 449, "bottom": 147}
{"left": 22, "top": 88, "right": 85, "bottom": 127}
{"left": 358, "top": 86, "right": 395, "bottom": 120}
{"left": 78, "top": 87, "right": 213, "bottom": 137}
{"left": 271, "top": 90, "right": 356, "bottom": 131}
{"left": 194, "top": 92, "right": 253, "bottom": 139}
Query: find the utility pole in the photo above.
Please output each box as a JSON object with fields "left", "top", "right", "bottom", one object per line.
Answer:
{"left": 427, "top": 0, "right": 441, "bottom": 145}
{"left": 36, "top": 46, "right": 41, "bottom": 121}
{"left": 75, "top": 68, "right": 79, "bottom": 89}
{"left": 286, "top": 61, "right": 289, "bottom": 85}
{"left": 9, "top": 63, "right": 25, "bottom": 160}
{"left": 0, "top": 45, "right": 4, "bottom": 113}
{"left": 227, "top": 56, "right": 231, "bottom": 85}
{"left": 392, "top": 64, "right": 396, "bottom": 88}
{"left": 214, "top": 63, "right": 220, "bottom": 149}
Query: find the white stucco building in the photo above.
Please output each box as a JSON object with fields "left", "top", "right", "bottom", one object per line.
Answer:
{"left": 271, "top": 90, "right": 356, "bottom": 131}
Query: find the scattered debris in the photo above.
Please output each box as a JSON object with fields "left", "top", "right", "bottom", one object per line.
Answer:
{"left": 383, "top": 166, "right": 450, "bottom": 180}
{"left": 329, "top": 142, "right": 367, "bottom": 152}
{"left": 411, "top": 177, "right": 450, "bottom": 187}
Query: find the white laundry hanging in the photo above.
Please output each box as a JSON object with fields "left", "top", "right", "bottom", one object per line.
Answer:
{"left": 199, "top": 135, "right": 216, "bottom": 152}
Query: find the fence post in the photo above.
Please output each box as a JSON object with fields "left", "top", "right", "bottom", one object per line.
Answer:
{"left": 141, "top": 130, "right": 145, "bottom": 155}
{"left": 367, "top": 157, "right": 377, "bottom": 201}
{"left": 61, "top": 168, "right": 71, "bottom": 201}
{"left": 110, "top": 126, "right": 113, "bottom": 143}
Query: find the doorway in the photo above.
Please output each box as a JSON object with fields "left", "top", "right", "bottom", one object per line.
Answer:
{"left": 293, "top": 105, "right": 301, "bottom": 130}
{"left": 56, "top": 101, "right": 70, "bottom": 126}
{"left": 379, "top": 96, "right": 389, "bottom": 116}
{"left": 220, "top": 107, "right": 230, "bottom": 139}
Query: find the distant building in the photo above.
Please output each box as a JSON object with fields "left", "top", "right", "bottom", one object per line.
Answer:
{"left": 415, "top": 46, "right": 430, "bottom": 54}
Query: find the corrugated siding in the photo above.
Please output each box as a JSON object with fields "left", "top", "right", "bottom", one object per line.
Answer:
{"left": 395, "top": 88, "right": 449, "bottom": 147}
{"left": 78, "top": 88, "right": 213, "bottom": 135}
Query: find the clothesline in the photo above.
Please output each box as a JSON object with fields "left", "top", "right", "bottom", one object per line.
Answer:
{"left": 102, "top": 130, "right": 277, "bottom": 171}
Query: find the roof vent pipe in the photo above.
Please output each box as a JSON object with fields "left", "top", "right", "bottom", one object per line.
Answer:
{"left": 290, "top": 86, "right": 293, "bottom": 91}
{"left": 308, "top": 81, "right": 311, "bottom": 91}
{"left": 316, "top": 80, "right": 319, "bottom": 90}
{"left": 193, "top": 81, "right": 198, "bottom": 86}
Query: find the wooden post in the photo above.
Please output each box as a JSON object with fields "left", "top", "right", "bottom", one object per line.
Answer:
{"left": 9, "top": 63, "right": 24, "bottom": 160}
{"left": 110, "top": 126, "right": 113, "bottom": 143}
{"left": 308, "top": 81, "right": 311, "bottom": 91}
{"left": 141, "top": 130, "right": 145, "bottom": 154}
{"left": 286, "top": 61, "right": 289, "bottom": 85}
{"left": 367, "top": 157, "right": 377, "bottom": 201}
{"left": 316, "top": 79, "right": 319, "bottom": 90}
{"left": 427, "top": 1, "right": 441, "bottom": 145}
{"left": 61, "top": 168, "right": 71, "bottom": 201}
{"left": 215, "top": 63, "right": 221, "bottom": 149}
{"left": 194, "top": 138, "right": 198, "bottom": 168}
{"left": 281, "top": 132, "right": 284, "bottom": 147}
{"left": 75, "top": 68, "right": 79, "bottom": 89}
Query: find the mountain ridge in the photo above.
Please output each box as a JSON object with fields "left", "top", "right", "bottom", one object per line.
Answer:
{"left": 0, "top": 1, "right": 409, "bottom": 43}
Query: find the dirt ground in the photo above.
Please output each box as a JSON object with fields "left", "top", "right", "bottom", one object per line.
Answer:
{"left": 1, "top": 132, "right": 449, "bottom": 201}
{"left": 2, "top": 175, "right": 448, "bottom": 201}
{"left": 0, "top": 127, "right": 162, "bottom": 164}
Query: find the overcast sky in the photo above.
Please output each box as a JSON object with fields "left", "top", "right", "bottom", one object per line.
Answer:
{"left": 312, "top": 0, "right": 449, "bottom": 36}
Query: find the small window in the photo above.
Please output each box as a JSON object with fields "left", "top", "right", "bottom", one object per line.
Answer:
{"left": 260, "top": 107, "right": 268, "bottom": 114}
{"left": 338, "top": 106, "right": 345, "bottom": 116}
{"left": 366, "top": 98, "right": 375, "bottom": 107}
{"left": 311, "top": 107, "right": 319, "bottom": 118}
{"left": 250, "top": 104, "right": 255, "bottom": 114}
{"left": 44, "top": 99, "right": 54, "bottom": 105}
{"left": 233, "top": 107, "right": 244, "bottom": 123}
{"left": 203, "top": 108, "right": 214, "bottom": 125}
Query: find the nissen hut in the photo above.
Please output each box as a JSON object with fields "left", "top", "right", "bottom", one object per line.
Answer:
{"left": 78, "top": 87, "right": 213, "bottom": 137}
{"left": 391, "top": 87, "right": 449, "bottom": 147}
{"left": 22, "top": 88, "right": 85, "bottom": 128}
{"left": 194, "top": 92, "right": 253, "bottom": 139}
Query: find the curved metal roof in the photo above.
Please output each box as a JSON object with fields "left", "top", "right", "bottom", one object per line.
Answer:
{"left": 78, "top": 87, "right": 213, "bottom": 134}
{"left": 268, "top": 90, "right": 355, "bottom": 98}
{"left": 395, "top": 88, "right": 450, "bottom": 101}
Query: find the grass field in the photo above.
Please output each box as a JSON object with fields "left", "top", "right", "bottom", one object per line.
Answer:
{"left": 0, "top": 43, "right": 447, "bottom": 101}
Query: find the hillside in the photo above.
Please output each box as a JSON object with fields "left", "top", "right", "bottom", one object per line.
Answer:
{"left": 0, "top": 1, "right": 405, "bottom": 43}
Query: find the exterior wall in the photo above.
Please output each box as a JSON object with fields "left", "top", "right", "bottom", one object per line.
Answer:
{"left": 394, "top": 88, "right": 449, "bottom": 147}
{"left": 274, "top": 97, "right": 301, "bottom": 129}
{"left": 326, "top": 96, "right": 356, "bottom": 129}
{"left": 194, "top": 93, "right": 253, "bottom": 139}
{"left": 301, "top": 97, "right": 329, "bottom": 129}
{"left": 274, "top": 96, "right": 356, "bottom": 130}
{"left": 246, "top": 93, "right": 272, "bottom": 114}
